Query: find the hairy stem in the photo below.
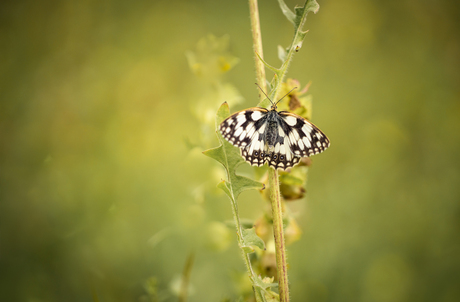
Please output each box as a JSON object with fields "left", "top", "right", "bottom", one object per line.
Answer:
{"left": 248, "top": 0, "right": 267, "bottom": 100}
{"left": 269, "top": 169, "right": 289, "bottom": 302}
{"left": 227, "top": 184, "right": 258, "bottom": 286}
{"left": 249, "top": 0, "right": 290, "bottom": 301}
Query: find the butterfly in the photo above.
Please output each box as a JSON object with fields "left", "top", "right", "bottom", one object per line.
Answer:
{"left": 219, "top": 86, "right": 330, "bottom": 171}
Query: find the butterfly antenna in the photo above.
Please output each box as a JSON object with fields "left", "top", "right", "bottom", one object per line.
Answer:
{"left": 255, "top": 83, "right": 274, "bottom": 106}
{"left": 274, "top": 87, "right": 298, "bottom": 106}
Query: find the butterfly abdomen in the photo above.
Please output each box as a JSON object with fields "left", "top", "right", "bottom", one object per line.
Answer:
{"left": 265, "top": 120, "right": 279, "bottom": 147}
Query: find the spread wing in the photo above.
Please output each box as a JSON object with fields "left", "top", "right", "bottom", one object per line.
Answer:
{"left": 260, "top": 111, "right": 330, "bottom": 170}
{"left": 219, "top": 107, "right": 330, "bottom": 171}
{"left": 277, "top": 111, "right": 330, "bottom": 156}
{"left": 219, "top": 106, "right": 268, "bottom": 147}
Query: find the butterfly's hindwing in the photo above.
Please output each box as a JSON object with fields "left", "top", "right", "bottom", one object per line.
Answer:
{"left": 219, "top": 106, "right": 329, "bottom": 171}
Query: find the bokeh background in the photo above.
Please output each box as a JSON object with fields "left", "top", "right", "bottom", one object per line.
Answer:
{"left": 1, "top": 0, "right": 459, "bottom": 301}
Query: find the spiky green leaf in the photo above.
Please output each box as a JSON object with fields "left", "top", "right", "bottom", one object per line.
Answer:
{"left": 255, "top": 52, "right": 280, "bottom": 75}
{"left": 294, "top": 0, "right": 320, "bottom": 29}
{"left": 242, "top": 227, "right": 265, "bottom": 251}
{"left": 203, "top": 102, "right": 265, "bottom": 200}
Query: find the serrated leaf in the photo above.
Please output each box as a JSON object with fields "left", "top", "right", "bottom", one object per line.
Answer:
{"left": 242, "top": 227, "right": 265, "bottom": 251}
{"left": 203, "top": 102, "right": 265, "bottom": 200}
{"left": 283, "top": 0, "right": 319, "bottom": 53}
{"left": 277, "top": 0, "right": 295, "bottom": 25}
{"left": 294, "top": 0, "right": 320, "bottom": 29}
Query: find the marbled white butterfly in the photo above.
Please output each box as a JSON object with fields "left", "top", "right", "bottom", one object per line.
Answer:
{"left": 219, "top": 86, "right": 330, "bottom": 171}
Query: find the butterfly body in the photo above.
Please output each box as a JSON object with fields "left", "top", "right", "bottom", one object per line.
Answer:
{"left": 219, "top": 104, "right": 330, "bottom": 171}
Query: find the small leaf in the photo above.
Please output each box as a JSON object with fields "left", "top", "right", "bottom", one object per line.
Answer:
{"left": 253, "top": 275, "right": 278, "bottom": 290}
{"left": 257, "top": 98, "right": 272, "bottom": 109}
{"left": 242, "top": 227, "right": 265, "bottom": 251}
{"left": 216, "top": 180, "right": 232, "bottom": 200}
{"left": 277, "top": 0, "right": 295, "bottom": 25}
{"left": 253, "top": 276, "right": 279, "bottom": 302}
{"left": 292, "top": 30, "right": 307, "bottom": 52}
{"left": 277, "top": 45, "right": 287, "bottom": 62}
{"left": 241, "top": 245, "right": 255, "bottom": 254}
{"left": 294, "top": 0, "right": 320, "bottom": 28}
{"left": 263, "top": 289, "right": 280, "bottom": 302}
{"left": 255, "top": 51, "right": 280, "bottom": 74}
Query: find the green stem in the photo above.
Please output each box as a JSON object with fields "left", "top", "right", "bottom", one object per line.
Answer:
{"left": 270, "top": 0, "right": 316, "bottom": 100}
{"left": 178, "top": 252, "right": 195, "bottom": 302}
{"left": 227, "top": 186, "right": 257, "bottom": 284}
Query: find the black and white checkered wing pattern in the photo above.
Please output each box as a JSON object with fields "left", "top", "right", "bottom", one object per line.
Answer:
{"left": 219, "top": 107, "right": 330, "bottom": 171}
{"left": 219, "top": 107, "right": 269, "bottom": 148}
{"left": 278, "top": 111, "right": 330, "bottom": 158}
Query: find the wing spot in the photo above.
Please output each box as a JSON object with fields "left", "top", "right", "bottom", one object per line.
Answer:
{"left": 251, "top": 111, "right": 263, "bottom": 121}
{"left": 239, "top": 130, "right": 247, "bottom": 140}
{"left": 234, "top": 127, "right": 243, "bottom": 137}
{"left": 293, "top": 130, "right": 300, "bottom": 141}
{"left": 285, "top": 116, "right": 297, "bottom": 126}
{"left": 298, "top": 139, "right": 304, "bottom": 150}
{"left": 278, "top": 127, "right": 285, "bottom": 136}
{"left": 303, "top": 137, "right": 311, "bottom": 147}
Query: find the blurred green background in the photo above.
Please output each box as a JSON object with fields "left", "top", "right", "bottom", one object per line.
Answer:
{"left": 1, "top": 0, "right": 459, "bottom": 301}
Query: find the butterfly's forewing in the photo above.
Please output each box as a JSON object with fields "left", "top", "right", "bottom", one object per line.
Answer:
{"left": 219, "top": 108, "right": 269, "bottom": 167}
{"left": 278, "top": 111, "right": 330, "bottom": 158}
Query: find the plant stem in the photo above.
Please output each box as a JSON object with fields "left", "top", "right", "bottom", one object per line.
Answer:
{"left": 178, "top": 252, "right": 195, "bottom": 302}
{"left": 269, "top": 169, "right": 289, "bottom": 302}
{"left": 249, "top": 0, "right": 290, "bottom": 301}
{"left": 248, "top": 0, "right": 267, "bottom": 99}
{"left": 228, "top": 186, "right": 258, "bottom": 282}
